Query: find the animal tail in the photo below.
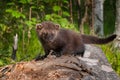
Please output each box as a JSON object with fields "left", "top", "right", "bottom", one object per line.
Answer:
{"left": 81, "top": 34, "right": 116, "bottom": 44}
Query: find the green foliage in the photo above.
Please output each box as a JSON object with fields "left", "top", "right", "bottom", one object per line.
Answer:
{"left": 0, "top": 0, "right": 72, "bottom": 66}
{"left": 16, "top": 28, "right": 43, "bottom": 61}
{"left": 53, "top": 6, "right": 61, "bottom": 12}
{"left": 84, "top": 23, "right": 90, "bottom": 34}
{"left": 44, "top": 13, "right": 77, "bottom": 31}
{"left": 19, "top": 0, "right": 32, "bottom": 4}
{"left": 6, "top": 9, "right": 25, "bottom": 19}
{"left": 100, "top": 44, "right": 120, "bottom": 76}
{"left": 104, "top": 0, "right": 116, "bottom": 35}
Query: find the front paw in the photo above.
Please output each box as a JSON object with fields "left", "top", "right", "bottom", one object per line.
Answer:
{"left": 51, "top": 51, "right": 62, "bottom": 57}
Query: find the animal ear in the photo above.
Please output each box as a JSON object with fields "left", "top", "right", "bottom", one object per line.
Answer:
{"left": 55, "top": 24, "right": 60, "bottom": 30}
{"left": 36, "top": 24, "right": 43, "bottom": 30}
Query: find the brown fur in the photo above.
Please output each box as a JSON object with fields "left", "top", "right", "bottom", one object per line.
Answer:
{"left": 36, "top": 21, "right": 116, "bottom": 60}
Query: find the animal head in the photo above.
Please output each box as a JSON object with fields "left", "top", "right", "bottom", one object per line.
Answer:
{"left": 36, "top": 21, "right": 60, "bottom": 42}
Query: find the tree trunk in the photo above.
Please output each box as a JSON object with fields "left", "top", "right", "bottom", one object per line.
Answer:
{"left": 58, "top": 1, "right": 62, "bottom": 16}
{"left": 91, "top": 0, "right": 95, "bottom": 35}
{"left": 69, "top": 0, "right": 73, "bottom": 23}
{"left": 94, "top": 0, "right": 104, "bottom": 36}
{"left": 115, "top": 0, "right": 120, "bottom": 48}
{"left": 77, "top": 0, "right": 81, "bottom": 29}
{"left": 80, "top": 2, "right": 88, "bottom": 34}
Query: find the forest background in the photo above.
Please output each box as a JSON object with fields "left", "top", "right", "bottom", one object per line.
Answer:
{"left": 0, "top": 0, "right": 120, "bottom": 76}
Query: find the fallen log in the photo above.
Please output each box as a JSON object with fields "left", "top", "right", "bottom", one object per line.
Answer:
{"left": 0, "top": 45, "right": 120, "bottom": 80}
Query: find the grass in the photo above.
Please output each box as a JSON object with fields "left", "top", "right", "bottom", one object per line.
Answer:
{"left": 100, "top": 44, "right": 120, "bottom": 76}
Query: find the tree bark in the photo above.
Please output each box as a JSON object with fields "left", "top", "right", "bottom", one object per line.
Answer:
{"left": 77, "top": 0, "right": 81, "bottom": 29}
{"left": 115, "top": 0, "right": 120, "bottom": 48}
{"left": 69, "top": 0, "right": 73, "bottom": 23}
{"left": 94, "top": 0, "right": 104, "bottom": 36}
{"left": 80, "top": 2, "right": 88, "bottom": 34}
{"left": 91, "top": 0, "right": 95, "bottom": 35}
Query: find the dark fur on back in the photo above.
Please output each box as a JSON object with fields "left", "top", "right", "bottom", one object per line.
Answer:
{"left": 36, "top": 21, "right": 116, "bottom": 60}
